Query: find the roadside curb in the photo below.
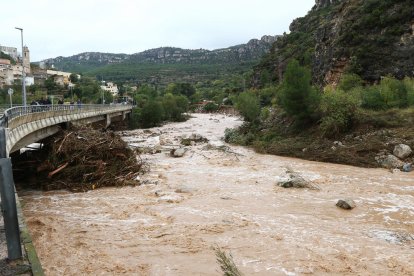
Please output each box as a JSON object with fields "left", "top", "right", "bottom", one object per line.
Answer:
{"left": 16, "top": 196, "right": 44, "bottom": 276}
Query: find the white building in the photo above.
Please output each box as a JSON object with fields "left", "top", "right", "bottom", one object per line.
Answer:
{"left": 100, "top": 81, "right": 119, "bottom": 96}
{"left": 24, "top": 76, "right": 35, "bottom": 86}
{"left": 0, "top": 45, "right": 18, "bottom": 60}
{"left": 46, "top": 70, "right": 80, "bottom": 86}
{"left": 0, "top": 45, "right": 33, "bottom": 87}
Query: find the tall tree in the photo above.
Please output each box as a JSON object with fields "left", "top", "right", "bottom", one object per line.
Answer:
{"left": 278, "top": 59, "right": 319, "bottom": 123}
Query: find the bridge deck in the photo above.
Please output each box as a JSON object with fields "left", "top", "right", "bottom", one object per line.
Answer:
{"left": 0, "top": 104, "right": 132, "bottom": 155}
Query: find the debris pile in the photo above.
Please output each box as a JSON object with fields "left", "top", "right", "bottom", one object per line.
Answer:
{"left": 38, "top": 127, "right": 146, "bottom": 192}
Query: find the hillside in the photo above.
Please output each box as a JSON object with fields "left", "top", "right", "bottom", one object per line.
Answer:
{"left": 42, "top": 36, "right": 278, "bottom": 85}
{"left": 253, "top": 0, "right": 414, "bottom": 87}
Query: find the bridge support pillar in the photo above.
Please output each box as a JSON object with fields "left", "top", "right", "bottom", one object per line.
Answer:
{"left": 0, "top": 128, "right": 22, "bottom": 260}
{"left": 105, "top": 114, "right": 111, "bottom": 128}
{"left": 122, "top": 111, "right": 129, "bottom": 121}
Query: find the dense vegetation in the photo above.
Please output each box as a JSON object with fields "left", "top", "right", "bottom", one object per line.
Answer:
{"left": 253, "top": 0, "right": 414, "bottom": 87}
{"left": 128, "top": 84, "right": 191, "bottom": 128}
{"left": 42, "top": 37, "right": 275, "bottom": 89}
{"left": 87, "top": 62, "right": 254, "bottom": 89}
{"left": 227, "top": 58, "right": 414, "bottom": 167}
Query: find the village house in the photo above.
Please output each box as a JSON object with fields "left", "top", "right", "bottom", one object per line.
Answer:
{"left": 0, "top": 45, "right": 33, "bottom": 87}
{"left": 100, "top": 81, "right": 119, "bottom": 96}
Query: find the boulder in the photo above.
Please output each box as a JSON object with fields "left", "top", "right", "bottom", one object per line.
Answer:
{"left": 170, "top": 148, "right": 186, "bottom": 158}
{"left": 175, "top": 186, "right": 194, "bottom": 194}
{"left": 336, "top": 199, "right": 356, "bottom": 210}
{"left": 393, "top": 144, "right": 412, "bottom": 159}
{"left": 402, "top": 163, "right": 412, "bottom": 172}
{"left": 277, "top": 170, "right": 318, "bottom": 189}
{"left": 375, "top": 154, "right": 404, "bottom": 169}
{"left": 181, "top": 133, "right": 208, "bottom": 146}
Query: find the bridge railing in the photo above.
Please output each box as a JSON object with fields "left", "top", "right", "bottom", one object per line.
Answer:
{"left": 0, "top": 104, "right": 132, "bottom": 128}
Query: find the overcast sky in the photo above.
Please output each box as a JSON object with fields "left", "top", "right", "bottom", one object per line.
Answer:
{"left": 1, "top": 0, "right": 314, "bottom": 61}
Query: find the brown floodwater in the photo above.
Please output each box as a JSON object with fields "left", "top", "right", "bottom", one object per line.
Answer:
{"left": 20, "top": 114, "right": 414, "bottom": 275}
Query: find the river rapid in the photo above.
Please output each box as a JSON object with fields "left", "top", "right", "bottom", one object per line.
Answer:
{"left": 20, "top": 113, "right": 414, "bottom": 275}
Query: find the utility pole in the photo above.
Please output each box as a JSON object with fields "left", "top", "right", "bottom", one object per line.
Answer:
{"left": 15, "top": 27, "right": 26, "bottom": 107}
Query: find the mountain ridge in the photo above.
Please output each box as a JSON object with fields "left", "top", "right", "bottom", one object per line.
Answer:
{"left": 41, "top": 35, "right": 279, "bottom": 72}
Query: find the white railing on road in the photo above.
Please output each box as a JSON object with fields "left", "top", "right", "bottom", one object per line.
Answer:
{"left": 0, "top": 104, "right": 133, "bottom": 128}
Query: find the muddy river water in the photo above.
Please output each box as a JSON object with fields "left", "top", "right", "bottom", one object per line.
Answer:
{"left": 20, "top": 114, "right": 414, "bottom": 275}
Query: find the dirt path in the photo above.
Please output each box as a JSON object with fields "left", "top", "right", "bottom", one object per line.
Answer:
{"left": 20, "top": 114, "right": 414, "bottom": 275}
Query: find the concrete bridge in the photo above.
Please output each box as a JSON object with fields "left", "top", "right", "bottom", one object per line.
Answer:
{"left": 1, "top": 104, "right": 132, "bottom": 156}
{"left": 0, "top": 103, "right": 133, "bottom": 265}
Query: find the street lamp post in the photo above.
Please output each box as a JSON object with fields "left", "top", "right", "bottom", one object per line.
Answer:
{"left": 15, "top": 27, "right": 27, "bottom": 107}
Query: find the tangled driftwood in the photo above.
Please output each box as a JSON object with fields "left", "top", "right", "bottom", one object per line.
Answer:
{"left": 38, "top": 126, "right": 147, "bottom": 192}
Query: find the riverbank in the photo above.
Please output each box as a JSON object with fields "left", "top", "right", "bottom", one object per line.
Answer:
{"left": 225, "top": 108, "right": 414, "bottom": 169}
{"left": 20, "top": 113, "right": 414, "bottom": 275}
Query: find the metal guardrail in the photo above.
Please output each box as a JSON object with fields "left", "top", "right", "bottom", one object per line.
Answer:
{"left": 0, "top": 104, "right": 133, "bottom": 128}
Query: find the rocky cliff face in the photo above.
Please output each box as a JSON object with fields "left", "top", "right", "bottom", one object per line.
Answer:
{"left": 254, "top": 0, "right": 414, "bottom": 87}
{"left": 314, "top": 0, "right": 414, "bottom": 85}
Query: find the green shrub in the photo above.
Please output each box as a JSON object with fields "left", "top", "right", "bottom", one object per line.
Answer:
{"left": 140, "top": 100, "right": 164, "bottom": 128}
{"left": 379, "top": 76, "right": 408, "bottom": 108}
{"left": 162, "top": 93, "right": 189, "bottom": 121}
{"left": 235, "top": 91, "right": 261, "bottom": 123}
{"left": 337, "top": 73, "right": 364, "bottom": 92}
{"left": 224, "top": 128, "right": 255, "bottom": 146}
{"left": 129, "top": 101, "right": 164, "bottom": 129}
{"left": 129, "top": 107, "right": 142, "bottom": 129}
{"left": 203, "top": 102, "right": 219, "bottom": 112}
{"left": 361, "top": 86, "right": 385, "bottom": 110}
{"left": 258, "top": 86, "right": 278, "bottom": 106}
{"left": 403, "top": 77, "right": 414, "bottom": 106}
{"left": 319, "top": 90, "right": 359, "bottom": 137}
{"left": 360, "top": 77, "right": 412, "bottom": 110}
{"left": 260, "top": 107, "right": 271, "bottom": 121}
